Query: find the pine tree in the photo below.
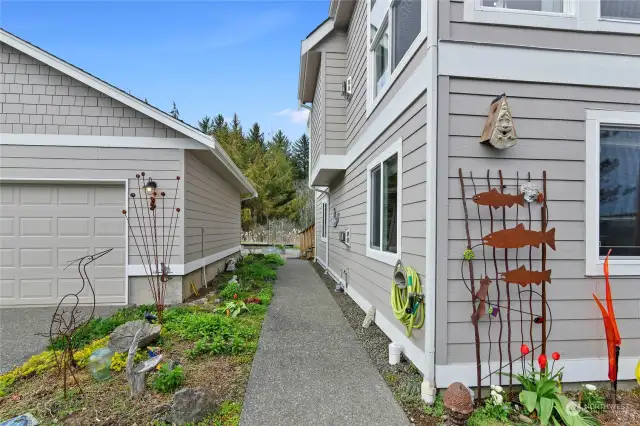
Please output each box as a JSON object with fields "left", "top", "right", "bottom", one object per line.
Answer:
{"left": 246, "top": 123, "right": 265, "bottom": 151}
{"left": 170, "top": 102, "right": 180, "bottom": 119}
{"left": 198, "top": 115, "right": 213, "bottom": 134}
{"left": 213, "top": 114, "right": 227, "bottom": 133}
{"left": 230, "top": 113, "right": 242, "bottom": 136}
{"left": 291, "top": 134, "right": 310, "bottom": 180}
{"left": 270, "top": 129, "right": 290, "bottom": 154}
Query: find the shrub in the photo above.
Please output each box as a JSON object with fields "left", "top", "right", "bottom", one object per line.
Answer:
{"left": 110, "top": 349, "right": 149, "bottom": 372}
{"left": 468, "top": 385, "right": 511, "bottom": 426}
{"left": 219, "top": 281, "right": 240, "bottom": 299}
{"left": 264, "top": 253, "right": 285, "bottom": 266}
{"left": 152, "top": 364, "right": 185, "bottom": 394}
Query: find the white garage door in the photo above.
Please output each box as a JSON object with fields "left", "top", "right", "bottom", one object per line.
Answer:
{"left": 0, "top": 183, "right": 126, "bottom": 306}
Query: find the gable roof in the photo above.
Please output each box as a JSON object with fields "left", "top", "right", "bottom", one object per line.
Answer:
{"left": 0, "top": 28, "right": 257, "bottom": 198}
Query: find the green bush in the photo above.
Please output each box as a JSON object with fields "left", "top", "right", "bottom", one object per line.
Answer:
{"left": 264, "top": 253, "right": 285, "bottom": 266}
{"left": 580, "top": 385, "right": 606, "bottom": 413}
{"left": 152, "top": 364, "right": 185, "bottom": 394}
{"left": 219, "top": 281, "right": 240, "bottom": 299}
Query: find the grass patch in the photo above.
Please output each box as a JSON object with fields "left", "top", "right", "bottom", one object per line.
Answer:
{"left": 0, "top": 254, "right": 283, "bottom": 424}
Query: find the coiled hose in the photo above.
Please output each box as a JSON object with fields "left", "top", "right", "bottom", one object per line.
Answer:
{"left": 391, "top": 261, "right": 425, "bottom": 337}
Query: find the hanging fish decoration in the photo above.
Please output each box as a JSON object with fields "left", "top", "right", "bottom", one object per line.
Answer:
{"left": 472, "top": 188, "right": 526, "bottom": 209}
{"left": 483, "top": 223, "right": 556, "bottom": 250}
{"left": 501, "top": 265, "right": 552, "bottom": 286}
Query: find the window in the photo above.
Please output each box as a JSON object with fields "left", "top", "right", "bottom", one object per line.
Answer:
{"left": 465, "top": 0, "right": 640, "bottom": 34}
{"left": 368, "top": 0, "right": 426, "bottom": 113}
{"left": 482, "top": 0, "right": 564, "bottom": 13}
{"left": 366, "top": 138, "right": 402, "bottom": 265}
{"left": 599, "top": 127, "right": 640, "bottom": 257}
{"left": 586, "top": 110, "right": 640, "bottom": 276}
{"left": 321, "top": 200, "right": 327, "bottom": 242}
{"left": 601, "top": 0, "right": 640, "bottom": 21}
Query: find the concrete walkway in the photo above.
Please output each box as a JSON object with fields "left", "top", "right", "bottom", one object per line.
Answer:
{"left": 240, "top": 260, "right": 409, "bottom": 426}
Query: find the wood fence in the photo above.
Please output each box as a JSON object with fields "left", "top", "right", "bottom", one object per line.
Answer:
{"left": 298, "top": 224, "right": 315, "bottom": 259}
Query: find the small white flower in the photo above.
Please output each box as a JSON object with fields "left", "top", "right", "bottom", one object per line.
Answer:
{"left": 494, "top": 385, "right": 504, "bottom": 393}
{"left": 584, "top": 384, "right": 597, "bottom": 392}
{"left": 492, "top": 393, "right": 504, "bottom": 405}
{"left": 491, "top": 390, "right": 497, "bottom": 396}
{"left": 490, "top": 384, "right": 496, "bottom": 390}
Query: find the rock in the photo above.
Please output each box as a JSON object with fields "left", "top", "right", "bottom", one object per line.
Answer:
{"left": 517, "top": 414, "right": 534, "bottom": 424}
{"left": 0, "top": 413, "right": 39, "bottom": 426}
{"left": 165, "top": 388, "right": 215, "bottom": 425}
{"left": 107, "top": 320, "right": 161, "bottom": 352}
{"left": 443, "top": 382, "right": 474, "bottom": 426}
{"left": 362, "top": 306, "right": 376, "bottom": 328}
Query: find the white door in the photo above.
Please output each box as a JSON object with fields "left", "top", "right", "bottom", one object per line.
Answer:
{"left": 0, "top": 183, "right": 126, "bottom": 306}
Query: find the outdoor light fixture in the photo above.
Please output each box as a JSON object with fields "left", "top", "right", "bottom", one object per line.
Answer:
{"left": 143, "top": 178, "right": 157, "bottom": 192}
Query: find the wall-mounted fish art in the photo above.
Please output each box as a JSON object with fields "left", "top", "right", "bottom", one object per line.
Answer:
{"left": 480, "top": 94, "right": 517, "bottom": 150}
{"left": 501, "top": 265, "right": 551, "bottom": 286}
{"left": 472, "top": 188, "right": 525, "bottom": 209}
{"left": 483, "top": 223, "right": 556, "bottom": 250}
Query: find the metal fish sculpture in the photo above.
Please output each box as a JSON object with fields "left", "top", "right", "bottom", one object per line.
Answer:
{"left": 472, "top": 188, "right": 526, "bottom": 209}
{"left": 501, "top": 265, "right": 551, "bottom": 286}
{"left": 483, "top": 223, "right": 556, "bottom": 250}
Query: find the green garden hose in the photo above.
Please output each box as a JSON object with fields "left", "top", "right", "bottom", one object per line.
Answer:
{"left": 391, "top": 262, "right": 425, "bottom": 338}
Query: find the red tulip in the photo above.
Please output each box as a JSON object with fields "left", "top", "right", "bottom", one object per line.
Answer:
{"left": 233, "top": 293, "right": 238, "bottom": 299}
{"left": 520, "top": 344, "right": 530, "bottom": 355}
{"left": 552, "top": 352, "right": 560, "bottom": 361}
{"left": 538, "top": 354, "right": 548, "bottom": 369}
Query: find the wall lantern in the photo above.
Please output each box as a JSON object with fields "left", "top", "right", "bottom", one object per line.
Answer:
{"left": 143, "top": 178, "right": 157, "bottom": 193}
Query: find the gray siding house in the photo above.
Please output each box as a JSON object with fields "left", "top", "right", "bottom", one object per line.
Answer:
{"left": 0, "top": 29, "right": 256, "bottom": 307}
{"left": 300, "top": 0, "right": 640, "bottom": 401}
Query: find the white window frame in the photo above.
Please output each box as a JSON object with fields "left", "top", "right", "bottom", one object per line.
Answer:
{"left": 463, "top": 0, "right": 640, "bottom": 34}
{"left": 321, "top": 198, "right": 328, "bottom": 242}
{"left": 365, "top": 137, "right": 402, "bottom": 265}
{"left": 585, "top": 109, "right": 640, "bottom": 276}
{"left": 366, "top": 0, "right": 428, "bottom": 117}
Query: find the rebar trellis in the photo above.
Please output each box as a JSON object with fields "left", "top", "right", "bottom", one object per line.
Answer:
{"left": 122, "top": 172, "right": 181, "bottom": 324}
{"left": 458, "top": 168, "right": 554, "bottom": 402}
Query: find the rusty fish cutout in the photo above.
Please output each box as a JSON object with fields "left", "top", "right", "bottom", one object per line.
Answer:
{"left": 483, "top": 223, "right": 556, "bottom": 250}
{"left": 501, "top": 265, "right": 551, "bottom": 286}
{"left": 472, "top": 188, "right": 526, "bottom": 210}
{"left": 472, "top": 276, "right": 492, "bottom": 322}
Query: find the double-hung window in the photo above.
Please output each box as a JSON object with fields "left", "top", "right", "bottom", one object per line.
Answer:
{"left": 586, "top": 110, "right": 640, "bottom": 276}
{"left": 482, "top": 0, "right": 566, "bottom": 13}
{"left": 366, "top": 138, "right": 402, "bottom": 265}
{"left": 368, "top": 0, "right": 426, "bottom": 113}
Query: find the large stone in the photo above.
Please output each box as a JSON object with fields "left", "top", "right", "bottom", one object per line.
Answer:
{"left": 107, "top": 320, "right": 161, "bottom": 352}
{"left": 165, "top": 387, "right": 214, "bottom": 425}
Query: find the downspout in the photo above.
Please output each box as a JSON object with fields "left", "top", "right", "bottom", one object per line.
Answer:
{"left": 422, "top": 0, "right": 439, "bottom": 405}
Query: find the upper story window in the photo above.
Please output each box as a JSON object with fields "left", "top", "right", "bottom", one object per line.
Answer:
{"left": 465, "top": 0, "right": 640, "bottom": 34}
{"left": 586, "top": 109, "right": 640, "bottom": 276}
{"left": 367, "top": 0, "right": 427, "bottom": 115}
{"left": 366, "top": 138, "right": 402, "bottom": 265}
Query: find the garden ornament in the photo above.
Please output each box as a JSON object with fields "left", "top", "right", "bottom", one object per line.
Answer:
{"left": 480, "top": 94, "right": 517, "bottom": 149}
{"left": 126, "top": 328, "right": 163, "bottom": 399}
{"left": 592, "top": 250, "right": 622, "bottom": 402}
{"left": 443, "top": 382, "right": 474, "bottom": 426}
{"left": 520, "top": 182, "right": 541, "bottom": 203}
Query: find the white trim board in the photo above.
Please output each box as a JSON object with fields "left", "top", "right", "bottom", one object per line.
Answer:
{"left": 309, "top": 54, "right": 428, "bottom": 186}
{"left": 585, "top": 109, "right": 640, "bottom": 276}
{"left": 318, "top": 261, "right": 428, "bottom": 375}
{"left": 128, "top": 245, "right": 241, "bottom": 277}
{"left": 0, "top": 29, "right": 256, "bottom": 198}
{"left": 439, "top": 41, "right": 640, "bottom": 90}
{"left": 436, "top": 357, "right": 638, "bottom": 389}
{"left": 0, "top": 134, "right": 206, "bottom": 150}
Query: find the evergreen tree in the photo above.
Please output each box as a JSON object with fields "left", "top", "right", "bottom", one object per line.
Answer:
{"left": 213, "top": 114, "right": 227, "bottom": 133}
{"left": 198, "top": 115, "right": 213, "bottom": 134}
{"left": 291, "top": 133, "right": 310, "bottom": 180}
{"left": 246, "top": 123, "right": 265, "bottom": 151}
{"left": 230, "top": 113, "right": 242, "bottom": 136}
{"left": 170, "top": 101, "right": 180, "bottom": 119}
{"left": 270, "top": 129, "right": 290, "bottom": 154}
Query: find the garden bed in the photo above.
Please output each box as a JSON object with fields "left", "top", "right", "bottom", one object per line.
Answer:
{"left": 0, "top": 253, "right": 284, "bottom": 426}
{"left": 311, "top": 262, "right": 640, "bottom": 426}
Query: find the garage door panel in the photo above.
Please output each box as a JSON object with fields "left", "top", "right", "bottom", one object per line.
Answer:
{"left": 0, "top": 184, "right": 126, "bottom": 306}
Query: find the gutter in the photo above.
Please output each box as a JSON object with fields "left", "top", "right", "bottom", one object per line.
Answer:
{"left": 423, "top": 0, "right": 439, "bottom": 405}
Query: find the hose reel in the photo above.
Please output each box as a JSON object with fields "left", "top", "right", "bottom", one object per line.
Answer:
{"left": 391, "top": 260, "right": 425, "bottom": 337}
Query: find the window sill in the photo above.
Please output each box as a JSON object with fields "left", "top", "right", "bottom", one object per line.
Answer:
{"left": 366, "top": 246, "right": 399, "bottom": 266}
{"left": 367, "top": 31, "right": 427, "bottom": 118}
{"left": 586, "top": 258, "right": 640, "bottom": 277}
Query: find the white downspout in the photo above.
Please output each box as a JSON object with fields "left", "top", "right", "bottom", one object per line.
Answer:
{"left": 422, "top": 0, "right": 439, "bottom": 405}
